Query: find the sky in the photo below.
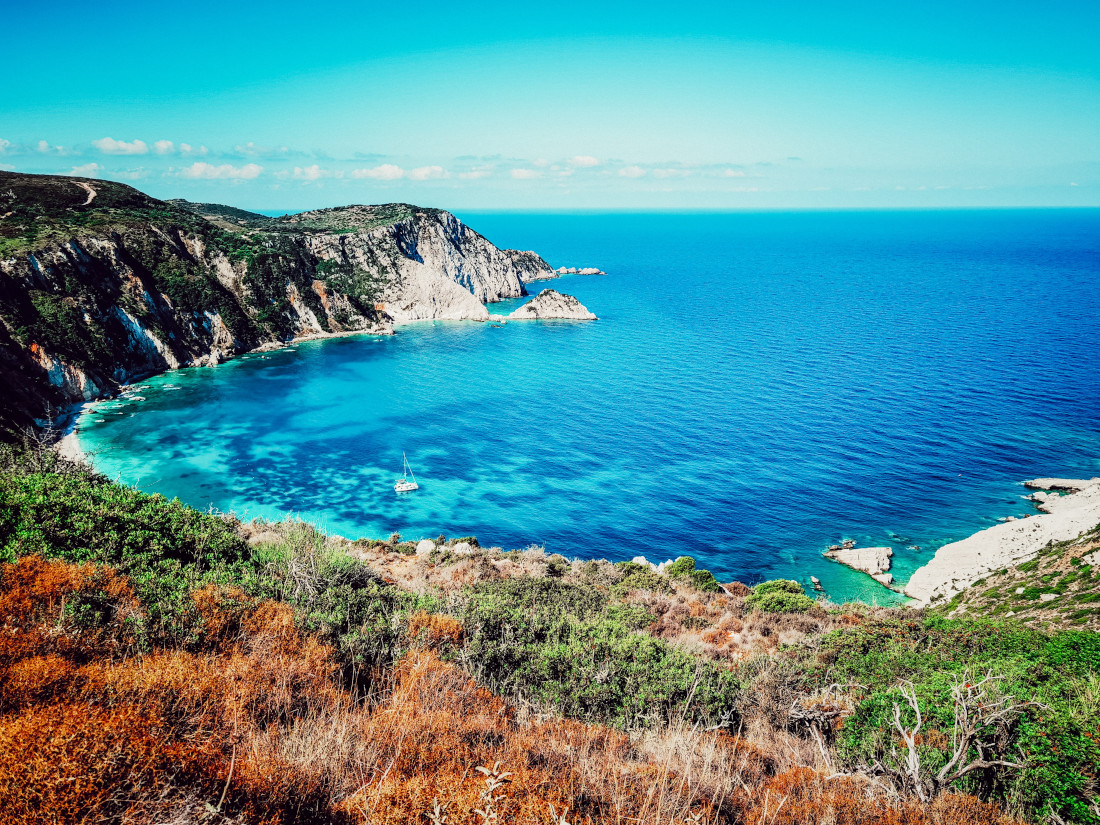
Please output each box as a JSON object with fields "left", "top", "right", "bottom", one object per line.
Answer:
{"left": 2, "top": 0, "right": 1098, "bottom": 211}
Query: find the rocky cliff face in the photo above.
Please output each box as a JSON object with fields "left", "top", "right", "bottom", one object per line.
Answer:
{"left": 0, "top": 172, "right": 556, "bottom": 433}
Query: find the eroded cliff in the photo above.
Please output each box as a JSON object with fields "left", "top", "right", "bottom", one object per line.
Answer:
{"left": 0, "top": 172, "right": 555, "bottom": 432}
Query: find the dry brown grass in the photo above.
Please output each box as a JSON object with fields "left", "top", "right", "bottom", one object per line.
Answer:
{"left": 0, "top": 555, "right": 1025, "bottom": 825}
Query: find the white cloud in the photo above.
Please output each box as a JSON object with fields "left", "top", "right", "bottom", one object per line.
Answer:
{"left": 293, "top": 164, "right": 329, "bottom": 181}
{"left": 1070, "top": 182, "right": 1079, "bottom": 187}
{"left": 93, "top": 137, "right": 149, "bottom": 155}
{"left": 511, "top": 168, "right": 541, "bottom": 180}
{"left": 653, "top": 168, "right": 691, "bottom": 179}
{"left": 0, "top": 138, "right": 10, "bottom": 154}
{"left": 618, "top": 165, "right": 646, "bottom": 178}
{"left": 532, "top": 158, "right": 550, "bottom": 168}
{"left": 179, "top": 162, "right": 263, "bottom": 180}
{"left": 351, "top": 163, "right": 404, "bottom": 180}
{"left": 570, "top": 155, "right": 600, "bottom": 167}
{"left": 408, "top": 165, "right": 447, "bottom": 181}
{"left": 721, "top": 168, "right": 746, "bottom": 178}
{"left": 70, "top": 163, "right": 101, "bottom": 178}
{"left": 36, "top": 140, "right": 72, "bottom": 155}
{"left": 179, "top": 143, "right": 208, "bottom": 156}
{"left": 153, "top": 140, "right": 175, "bottom": 155}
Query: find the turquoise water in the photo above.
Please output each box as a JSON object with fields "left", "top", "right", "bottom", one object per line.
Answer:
{"left": 76, "top": 210, "right": 1100, "bottom": 602}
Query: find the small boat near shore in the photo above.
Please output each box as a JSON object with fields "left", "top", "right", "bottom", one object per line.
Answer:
{"left": 394, "top": 452, "right": 419, "bottom": 493}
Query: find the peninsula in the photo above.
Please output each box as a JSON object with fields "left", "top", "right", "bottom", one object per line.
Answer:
{"left": 0, "top": 171, "right": 596, "bottom": 435}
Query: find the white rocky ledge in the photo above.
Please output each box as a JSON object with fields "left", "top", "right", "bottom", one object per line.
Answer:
{"left": 904, "top": 478, "right": 1100, "bottom": 606}
{"left": 823, "top": 545, "right": 895, "bottom": 586}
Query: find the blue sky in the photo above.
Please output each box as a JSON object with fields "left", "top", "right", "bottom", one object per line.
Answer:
{"left": 2, "top": 0, "right": 1097, "bottom": 210}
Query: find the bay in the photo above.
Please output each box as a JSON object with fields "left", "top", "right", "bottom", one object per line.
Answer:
{"left": 76, "top": 209, "right": 1100, "bottom": 602}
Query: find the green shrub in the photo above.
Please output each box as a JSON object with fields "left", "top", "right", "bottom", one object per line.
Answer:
{"left": 458, "top": 578, "right": 741, "bottom": 728}
{"left": 745, "top": 580, "right": 815, "bottom": 613}
{"left": 809, "top": 615, "right": 1100, "bottom": 823}
{"left": 0, "top": 450, "right": 423, "bottom": 670}
{"left": 612, "top": 561, "right": 672, "bottom": 594}
{"left": 664, "top": 556, "right": 722, "bottom": 592}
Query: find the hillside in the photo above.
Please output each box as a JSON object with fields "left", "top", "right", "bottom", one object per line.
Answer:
{"left": 941, "top": 523, "right": 1100, "bottom": 630}
{"left": 0, "top": 172, "right": 556, "bottom": 435}
{"left": 1, "top": 439, "right": 1098, "bottom": 824}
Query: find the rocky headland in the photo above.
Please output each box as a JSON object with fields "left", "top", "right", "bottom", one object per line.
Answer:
{"left": 0, "top": 172, "right": 594, "bottom": 434}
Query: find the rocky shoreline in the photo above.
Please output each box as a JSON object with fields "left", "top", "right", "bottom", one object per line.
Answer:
{"left": 904, "top": 477, "right": 1100, "bottom": 606}
{"left": 0, "top": 172, "right": 603, "bottom": 435}
{"left": 817, "top": 477, "right": 1100, "bottom": 606}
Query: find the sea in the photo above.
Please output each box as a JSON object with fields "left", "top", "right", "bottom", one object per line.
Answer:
{"left": 75, "top": 209, "right": 1100, "bottom": 603}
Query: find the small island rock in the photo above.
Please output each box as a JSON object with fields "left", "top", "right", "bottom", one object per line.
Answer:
{"left": 823, "top": 545, "right": 893, "bottom": 577}
{"left": 507, "top": 289, "right": 597, "bottom": 321}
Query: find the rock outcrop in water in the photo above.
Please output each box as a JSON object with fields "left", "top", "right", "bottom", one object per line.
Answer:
{"left": 823, "top": 544, "right": 895, "bottom": 586}
{"left": 0, "top": 172, "right": 561, "bottom": 433}
{"left": 507, "top": 289, "right": 597, "bottom": 321}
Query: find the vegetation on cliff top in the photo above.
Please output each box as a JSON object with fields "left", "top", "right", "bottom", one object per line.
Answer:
{"left": 0, "top": 172, "right": 414, "bottom": 436}
{"left": 1, "top": 438, "right": 1098, "bottom": 824}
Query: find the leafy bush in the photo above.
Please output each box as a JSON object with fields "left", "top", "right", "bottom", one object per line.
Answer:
{"left": 664, "top": 556, "right": 722, "bottom": 592}
{"left": 458, "top": 578, "right": 741, "bottom": 728}
{"left": 810, "top": 615, "right": 1100, "bottom": 823}
{"left": 746, "top": 580, "right": 815, "bottom": 613}
{"left": 613, "top": 560, "right": 672, "bottom": 594}
{"left": 0, "top": 451, "right": 424, "bottom": 669}
{"left": 0, "top": 465, "right": 250, "bottom": 639}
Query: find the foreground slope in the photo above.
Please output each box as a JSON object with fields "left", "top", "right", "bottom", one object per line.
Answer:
{"left": 0, "top": 172, "right": 555, "bottom": 433}
{"left": 1, "top": 442, "right": 1097, "bottom": 824}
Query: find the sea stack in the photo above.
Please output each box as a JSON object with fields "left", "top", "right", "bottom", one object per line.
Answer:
{"left": 507, "top": 289, "right": 597, "bottom": 320}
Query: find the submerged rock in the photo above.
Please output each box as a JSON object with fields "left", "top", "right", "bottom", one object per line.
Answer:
{"left": 507, "top": 289, "right": 597, "bottom": 321}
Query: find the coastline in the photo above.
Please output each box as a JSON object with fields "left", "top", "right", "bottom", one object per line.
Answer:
{"left": 54, "top": 352, "right": 1099, "bottom": 609}
{"left": 904, "top": 477, "right": 1100, "bottom": 606}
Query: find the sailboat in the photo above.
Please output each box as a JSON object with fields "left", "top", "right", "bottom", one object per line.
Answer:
{"left": 394, "top": 452, "right": 419, "bottom": 492}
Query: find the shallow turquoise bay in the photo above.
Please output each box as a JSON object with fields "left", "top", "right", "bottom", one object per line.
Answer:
{"left": 77, "top": 210, "right": 1100, "bottom": 602}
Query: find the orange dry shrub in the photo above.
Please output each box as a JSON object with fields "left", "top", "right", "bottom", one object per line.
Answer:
{"left": 0, "top": 554, "right": 142, "bottom": 666}
{"left": 407, "top": 609, "right": 465, "bottom": 648}
{"left": 739, "top": 768, "right": 1024, "bottom": 825}
{"left": 0, "top": 557, "right": 348, "bottom": 824}
{"left": 336, "top": 650, "right": 703, "bottom": 825}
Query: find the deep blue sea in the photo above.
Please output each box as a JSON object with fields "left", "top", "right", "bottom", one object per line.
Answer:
{"left": 76, "top": 210, "right": 1100, "bottom": 603}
